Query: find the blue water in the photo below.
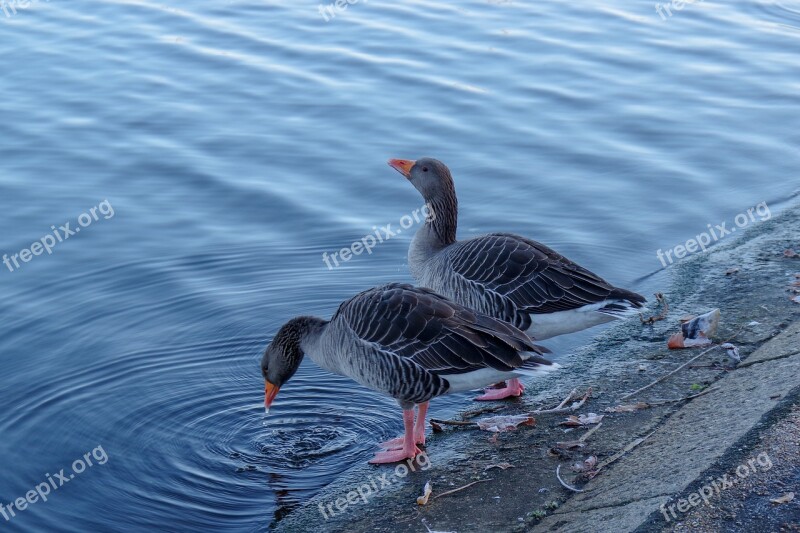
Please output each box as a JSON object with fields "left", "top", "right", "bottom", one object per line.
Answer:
{"left": 1, "top": 0, "right": 799, "bottom": 530}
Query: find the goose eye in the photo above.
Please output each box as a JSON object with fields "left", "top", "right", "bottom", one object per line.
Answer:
{"left": 422, "top": 167, "right": 429, "bottom": 172}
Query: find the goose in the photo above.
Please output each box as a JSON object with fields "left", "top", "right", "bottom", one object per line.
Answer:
{"left": 261, "top": 283, "right": 554, "bottom": 464}
{"left": 388, "top": 158, "right": 646, "bottom": 400}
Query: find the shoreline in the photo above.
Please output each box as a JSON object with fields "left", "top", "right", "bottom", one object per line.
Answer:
{"left": 277, "top": 203, "right": 800, "bottom": 533}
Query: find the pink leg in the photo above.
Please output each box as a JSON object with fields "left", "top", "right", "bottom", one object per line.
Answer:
{"left": 379, "top": 402, "right": 428, "bottom": 449}
{"left": 370, "top": 408, "right": 422, "bottom": 464}
{"left": 474, "top": 378, "right": 525, "bottom": 401}
{"left": 414, "top": 401, "right": 428, "bottom": 445}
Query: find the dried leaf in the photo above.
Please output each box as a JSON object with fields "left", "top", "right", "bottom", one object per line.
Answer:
{"left": 477, "top": 415, "right": 535, "bottom": 432}
{"left": 559, "top": 413, "right": 604, "bottom": 426}
{"left": 430, "top": 420, "right": 443, "bottom": 433}
{"left": 416, "top": 481, "right": 433, "bottom": 506}
{"left": 484, "top": 462, "right": 515, "bottom": 471}
{"left": 785, "top": 249, "right": 798, "bottom": 258}
{"left": 605, "top": 402, "right": 650, "bottom": 413}
{"left": 770, "top": 492, "right": 794, "bottom": 504}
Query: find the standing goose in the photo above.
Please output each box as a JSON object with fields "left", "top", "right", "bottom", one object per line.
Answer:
{"left": 261, "top": 283, "right": 553, "bottom": 464}
{"left": 388, "top": 158, "right": 646, "bottom": 400}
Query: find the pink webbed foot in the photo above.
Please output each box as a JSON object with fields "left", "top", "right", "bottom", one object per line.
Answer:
{"left": 368, "top": 445, "right": 423, "bottom": 464}
{"left": 474, "top": 379, "right": 525, "bottom": 401}
{"left": 378, "top": 430, "right": 425, "bottom": 450}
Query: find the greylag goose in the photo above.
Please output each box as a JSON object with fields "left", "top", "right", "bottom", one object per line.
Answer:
{"left": 388, "top": 158, "right": 646, "bottom": 400}
{"left": 261, "top": 283, "right": 553, "bottom": 463}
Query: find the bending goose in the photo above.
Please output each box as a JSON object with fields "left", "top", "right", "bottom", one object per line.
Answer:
{"left": 261, "top": 283, "right": 553, "bottom": 464}
{"left": 388, "top": 158, "right": 646, "bottom": 400}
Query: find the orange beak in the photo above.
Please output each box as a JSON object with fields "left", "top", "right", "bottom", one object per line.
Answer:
{"left": 388, "top": 159, "right": 415, "bottom": 178}
{"left": 264, "top": 380, "right": 280, "bottom": 412}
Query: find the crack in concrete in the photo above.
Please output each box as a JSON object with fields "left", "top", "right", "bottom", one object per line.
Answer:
{"left": 737, "top": 349, "right": 800, "bottom": 368}
{"left": 550, "top": 493, "right": 672, "bottom": 516}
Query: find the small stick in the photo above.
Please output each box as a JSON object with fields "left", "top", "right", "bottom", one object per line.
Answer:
{"left": 620, "top": 345, "right": 721, "bottom": 400}
{"left": 556, "top": 464, "right": 584, "bottom": 493}
{"left": 647, "top": 387, "right": 718, "bottom": 406}
{"left": 532, "top": 388, "right": 591, "bottom": 414}
{"left": 429, "top": 419, "right": 476, "bottom": 427}
{"left": 595, "top": 429, "right": 657, "bottom": 473}
{"left": 461, "top": 405, "right": 505, "bottom": 419}
{"left": 621, "top": 324, "right": 746, "bottom": 401}
{"left": 432, "top": 479, "right": 492, "bottom": 500}
{"left": 579, "top": 421, "right": 603, "bottom": 443}
{"left": 555, "top": 389, "right": 578, "bottom": 410}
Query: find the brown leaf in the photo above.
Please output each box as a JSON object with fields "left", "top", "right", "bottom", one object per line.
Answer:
{"left": 484, "top": 462, "right": 515, "bottom": 471}
{"left": 785, "top": 249, "right": 798, "bottom": 258}
{"left": 605, "top": 402, "right": 650, "bottom": 413}
{"left": 770, "top": 492, "right": 794, "bottom": 504}
{"left": 477, "top": 415, "right": 535, "bottom": 432}
{"left": 559, "top": 413, "right": 604, "bottom": 426}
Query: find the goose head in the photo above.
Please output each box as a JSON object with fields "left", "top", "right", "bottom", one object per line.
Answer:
{"left": 261, "top": 317, "right": 320, "bottom": 413}
{"left": 388, "top": 157, "right": 455, "bottom": 203}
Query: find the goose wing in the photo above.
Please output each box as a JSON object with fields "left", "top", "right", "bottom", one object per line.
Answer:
{"left": 446, "top": 233, "right": 645, "bottom": 318}
{"left": 333, "top": 283, "right": 548, "bottom": 375}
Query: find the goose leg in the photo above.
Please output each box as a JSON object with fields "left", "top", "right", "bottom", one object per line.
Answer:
{"left": 413, "top": 401, "right": 428, "bottom": 445}
{"left": 379, "top": 402, "right": 428, "bottom": 449}
{"left": 369, "top": 408, "right": 422, "bottom": 464}
{"left": 474, "top": 378, "right": 525, "bottom": 401}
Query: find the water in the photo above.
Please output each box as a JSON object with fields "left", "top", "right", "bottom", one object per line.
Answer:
{"left": 1, "top": 0, "right": 798, "bottom": 530}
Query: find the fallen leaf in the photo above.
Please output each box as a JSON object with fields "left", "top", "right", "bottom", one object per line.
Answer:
{"left": 417, "top": 481, "right": 433, "bottom": 505}
{"left": 605, "top": 402, "right": 650, "bottom": 413}
{"left": 430, "top": 420, "right": 444, "bottom": 433}
{"left": 477, "top": 415, "right": 535, "bottom": 432}
{"left": 770, "top": 492, "right": 794, "bottom": 505}
{"left": 785, "top": 249, "right": 798, "bottom": 258}
{"left": 559, "top": 413, "right": 604, "bottom": 426}
{"left": 725, "top": 267, "right": 740, "bottom": 275}
{"left": 484, "top": 462, "right": 515, "bottom": 471}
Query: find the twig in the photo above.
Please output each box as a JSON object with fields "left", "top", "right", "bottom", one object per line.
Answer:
{"left": 621, "top": 322, "right": 746, "bottom": 401}
{"left": 556, "top": 389, "right": 578, "bottom": 409}
{"left": 620, "top": 345, "right": 721, "bottom": 400}
{"left": 578, "top": 421, "right": 603, "bottom": 443}
{"left": 595, "top": 429, "right": 657, "bottom": 473}
{"left": 429, "top": 419, "right": 476, "bottom": 427}
{"left": 556, "top": 464, "right": 584, "bottom": 493}
{"left": 532, "top": 388, "right": 592, "bottom": 414}
{"left": 461, "top": 405, "right": 505, "bottom": 419}
{"left": 432, "top": 479, "right": 492, "bottom": 500}
{"left": 647, "top": 387, "right": 718, "bottom": 407}
{"left": 640, "top": 292, "right": 668, "bottom": 324}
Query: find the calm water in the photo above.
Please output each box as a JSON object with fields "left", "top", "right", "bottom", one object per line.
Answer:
{"left": 1, "top": 0, "right": 798, "bottom": 530}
